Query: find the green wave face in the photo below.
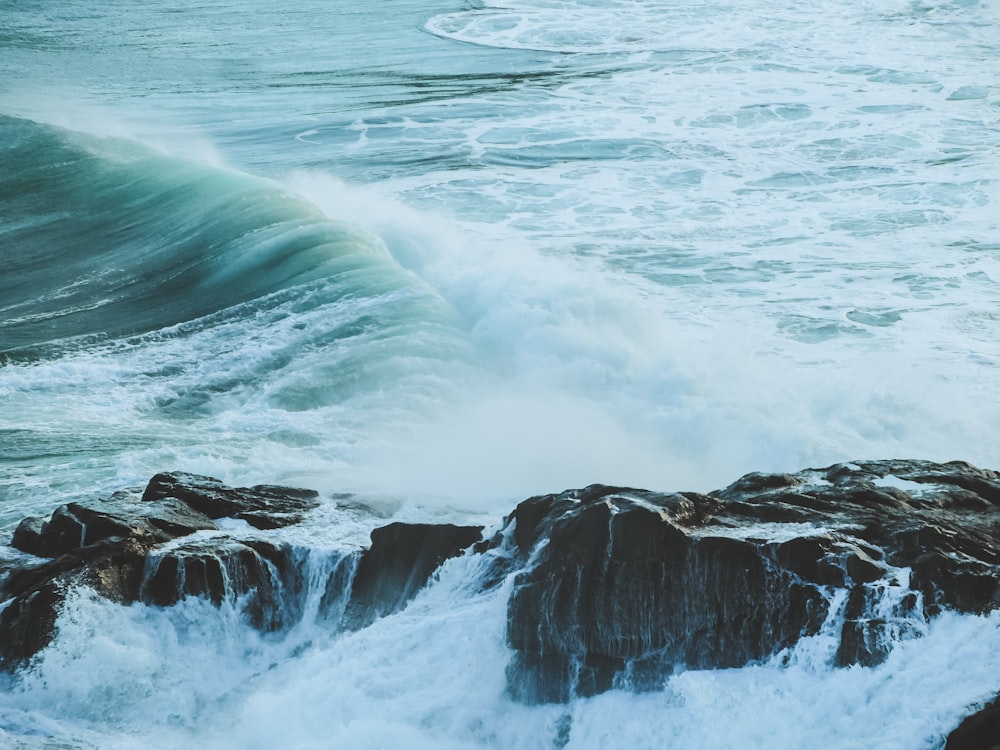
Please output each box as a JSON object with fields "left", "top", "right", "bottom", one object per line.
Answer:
{"left": 0, "top": 115, "right": 473, "bottom": 515}
{"left": 0, "top": 114, "right": 424, "bottom": 354}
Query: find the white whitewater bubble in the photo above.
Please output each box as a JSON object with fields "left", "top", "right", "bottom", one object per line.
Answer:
{"left": 284, "top": 171, "right": 708, "bottom": 499}
{"left": 2, "top": 590, "right": 282, "bottom": 739}
{"left": 425, "top": 0, "right": 781, "bottom": 55}
{"left": 690, "top": 521, "right": 848, "bottom": 543}
{"left": 562, "top": 611, "right": 1000, "bottom": 749}
{"left": 873, "top": 475, "right": 935, "bottom": 492}
{"left": 283, "top": 167, "right": 1000, "bottom": 504}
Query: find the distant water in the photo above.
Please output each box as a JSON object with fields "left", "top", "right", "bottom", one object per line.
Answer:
{"left": 1, "top": 0, "right": 999, "bottom": 747}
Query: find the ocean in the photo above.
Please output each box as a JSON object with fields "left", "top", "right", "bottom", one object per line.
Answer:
{"left": 1, "top": 0, "right": 999, "bottom": 747}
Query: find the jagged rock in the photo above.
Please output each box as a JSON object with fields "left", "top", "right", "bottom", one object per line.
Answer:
{"left": 0, "top": 581, "right": 62, "bottom": 669}
{"left": 141, "top": 538, "right": 299, "bottom": 631}
{"left": 497, "top": 460, "right": 1000, "bottom": 703}
{"left": 345, "top": 522, "right": 484, "bottom": 628}
{"left": 500, "top": 486, "right": 829, "bottom": 702}
{"left": 1, "top": 459, "right": 997, "bottom": 722}
{"left": 0, "top": 535, "right": 155, "bottom": 670}
{"left": 712, "top": 460, "right": 1000, "bottom": 616}
{"left": 946, "top": 693, "right": 1000, "bottom": 750}
{"left": 141, "top": 472, "right": 320, "bottom": 529}
{"left": 833, "top": 583, "right": 920, "bottom": 668}
{"left": 12, "top": 494, "right": 216, "bottom": 558}
{"left": 0, "top": 473, "right": 319, "bottom": 670}
{"left": 0, "top": 472, "right": 482, "bottom": 671}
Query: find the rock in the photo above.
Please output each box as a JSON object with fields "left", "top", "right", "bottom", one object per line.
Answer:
{"left": 0, "top": 536, "right": 154, "bottom": 670}
{"left": 496, "top": 460, "right": 1000, "bottom": 702}
{"left": 0, "top": 581, "right": 62, "bottom": 669}
{"left": 0, "top": 472, "right": 482, "bottom": 670}
{"left": 141, "top": 472, "right": 320, "bottom": 529}
{"left": 946, "top": 693, "right": 1000, "bottom": 750}
{"left": 345, "top": 522, "right": 484, "bottom": 628}
{"left": 500, "top": 486, "right": 829, "bottom": 702}
{"left": 716, "top": 460, "right": 1000, "bottom": 616}
{"left": 141, "top": 538, "right": 299, "bottom": 631}
{"left": 0, "top": 472, "right": 318, "bottom": 669}
{"left": 1, "top": 459, "right": 997, "bottom": 716}
{"left": 833, "top": 584, "right": 919, "bottom": 668}
{"left": 12, "top": 494, "right": 217, "bottom": 558}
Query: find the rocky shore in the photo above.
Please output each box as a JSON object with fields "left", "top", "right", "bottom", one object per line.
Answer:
{"left": 1, "top": 460, "right": 997, "bottom": 748}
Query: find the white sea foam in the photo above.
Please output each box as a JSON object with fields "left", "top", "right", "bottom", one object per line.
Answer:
{"left": 283, "top": 163, "right": 1000, "bottom": 504}
{"left": 873, "top": 475, "right": 938, "bottom": 493}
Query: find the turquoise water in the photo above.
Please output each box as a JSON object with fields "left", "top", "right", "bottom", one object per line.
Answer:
{"left": 1, "top": 0, "right": 999, "bottom": 746}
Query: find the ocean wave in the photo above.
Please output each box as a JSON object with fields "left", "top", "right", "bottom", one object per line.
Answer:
{"left": 0, "top": 115, "right": 420, "bottom": 355}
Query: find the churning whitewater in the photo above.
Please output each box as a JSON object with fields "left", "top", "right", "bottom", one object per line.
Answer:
{"left": 1, "top": 0, "right": 999, "bottom": 747}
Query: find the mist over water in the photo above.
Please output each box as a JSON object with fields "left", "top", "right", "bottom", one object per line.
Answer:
{"left": 1, "top": 0, "right": 999, "bottom": 746}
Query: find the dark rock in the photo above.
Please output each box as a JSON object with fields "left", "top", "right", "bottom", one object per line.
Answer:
{"left": 10, "top": 517, "right": 46, "bottom": 557}
{"left": 0, "top": 582, "right": 62, "bottom": 669}
{"left": 142, "top": 554, "right": 182, "bottom": 605}
{"left": 2, "top": 494, "right": 208, "bottom": 669}
{"left": 946, "top": 693, "right": 1000, "bottom": 750}
{"left": 845, "top": 548, "right": 885, "bottom": 584}
{"left": 498, "top": 460, "right": 1000, "bottom": 702}
{"left": 11, "top": 495, "right": 217, "bottom": 559}
{"left": 141, "top": 472, "right": 319, "bottom": 529}
{"left": 836, "top": 616, "right": 887, "bottom": 668}
{"left": 506, "top": 651, "right": 625, "bottom": 704}
{"left": 719, "top": 471, "right": 804, "bottom": 495}
{"left": 2, "top": 458, "right": 998, "bottom": 715}
{"left": 767, "top": 535, "right": 846, "bottom": 587}
{"left": 833, "top": 584, "right": 920, "bottom": 668}
{"left": 0, "top": 536, "right": 152, "bottom": 670}
{"left": 140, "top": 538, "right": 297, "bottom": 631}
{"left": 1, "top": 472, "right": 484, "bottom": 670}
{"left": 319, "top": 551, "right": 362, "bottom": 621}
{"left": 502, "top": 487, "right": 830, "bottom": 701}
{"left": 0, "top": 472, "right": 318, "bottom": 669}
{"left": 345, "top": 522, "right": 484, "bottom": 628}
{"left": 714, "top": 460, "right": 1000, "bottom": 616}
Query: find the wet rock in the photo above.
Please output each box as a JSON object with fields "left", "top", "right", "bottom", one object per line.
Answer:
{"left": 2, "top": 458, "right": 997, "bottom": 713}
{"left": 946, "top": 693, "right": 1000, "bottom": 750}
{"left": 501, "top": 487, "right": 829, "bottom": 702}
{"left": 345, "top": 522, "right": 484, "bottom": 628}
{"left": 0, "top": 581, "right": 62, "bottom": 669}
{"left": 0, "top": 536, "right": 154, "bottom": 670}
{"left": 0, "top": 472, "right": 483, "bottom": 671}
{"left": 498, "top": 460, "right": 1000, "bottom": 702}
{"left": 712, "top": 460, "right": 1000, "bottom": 616}
{"left": 12, "top": 494, "right": 216, "bottom": 559}
{"left": 766, "top": 535, "right": 846, "bottom": 587}
{"left": 0, "top": 472, "right": 318, "bottom": 670}
{"left": 833, "top": 584, "right": 920, "bottom": 668}
{"left": 141, "top": 472, "right": 320, "bottom": 529}
{"left": 845, "top": 548, "right": 885, "bottom": 584}
{"left": 141, "top": 538, "right": 298, "bottom": 631}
